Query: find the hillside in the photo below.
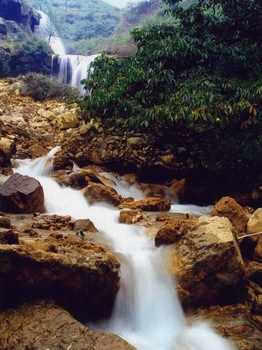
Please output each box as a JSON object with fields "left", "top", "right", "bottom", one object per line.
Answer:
{"left": 25, "top": 0, "right": 167, "bottom": 55}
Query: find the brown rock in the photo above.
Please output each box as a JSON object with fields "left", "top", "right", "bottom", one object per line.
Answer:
{"left": 0, "top": 236, "right": 120, "bottom": 320}
{"left": 83, "top": 182, "right": 123, "bottom": 206}
{"left": 167, "top": 216, "right": 245, "bottom": 309}
{"left": 119, "top": 209, "right": 144, "bottom": 224}
{"left": 0, "top": 228, "right": 19, "bottom": 244}
{"left": 212, "top": 196, "right": 248, "bottom": 234}
{"left": 247, "top": 208, "right": 262, "bottom": 234}
{"left": 155, "top": 224, "right": 186, "bottom": 247}
{"left": 0, "top": 173, "right": 44, "bottom": 213}
{"left": 186, "top": 304, "right": 262, "bottom": 350}
{"left": 0, "top": 301, "right": 135, "bottom": 350}
{"left": 119, "top": 197, "right": 171, "bottom": 212}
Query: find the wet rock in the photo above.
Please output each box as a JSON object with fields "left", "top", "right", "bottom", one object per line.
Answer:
{"left": 247, "top": 208, "right": 262, "bottom": 235}
{"left": 0, "top": 173, "right": 44, "bottom": 213}
{"left": 119, "top": 197, "right": 171, "bottom": 212}
{"left": 186, "top": 304, "right": 262, "bottom": 350}
{"left": 0, "top": 228, "right": 19, "bottom": 244}
{"left": 0, "top": 233, "right": 120, "bottom": 320}
{"left": 155, "top": 224, "right": 186, "bottom": 247}
{"left": 0, "top": 300, "right": 135, "bottom": 350}
{"left": 83, "top": 182, "right": 123, "bottom": 206}
{"left": 119, "top": 209, "right": 144, "bottom": 224}
{"left": 212, "top": 196, "right": 249, "bottom": 234}
{"left": 167, "top": 216, "right": 245, "bottom": 309}
{"left": 0, "top": 136, "right": 16, "bottom": 166}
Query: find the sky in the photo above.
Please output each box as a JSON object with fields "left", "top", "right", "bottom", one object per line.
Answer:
{"left": 102, "top": 0, "right": 146, "bottom": 9}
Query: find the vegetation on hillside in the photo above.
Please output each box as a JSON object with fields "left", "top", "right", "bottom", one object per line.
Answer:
{"left": 81, "top": 0, "right": 262, "bottom": 128}
{"left": 80, "top": 0, "right": 262, "bottom": 171}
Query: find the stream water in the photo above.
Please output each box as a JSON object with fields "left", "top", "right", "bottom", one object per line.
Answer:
{"left": 14, "top": 149, "right": 235, "bottom": 350}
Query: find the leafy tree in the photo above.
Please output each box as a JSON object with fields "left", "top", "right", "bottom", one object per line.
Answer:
{"left": 81, "top": 0, "right": 262, "bottom": 133}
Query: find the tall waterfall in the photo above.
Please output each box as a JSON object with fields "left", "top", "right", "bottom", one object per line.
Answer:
{"left": 35, "top": 10, "right": 98, "bottom": 93}
{"left": 14, "top": 149, "right": 236, "bottom": 350}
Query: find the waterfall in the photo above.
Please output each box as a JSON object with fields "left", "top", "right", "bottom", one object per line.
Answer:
{"left": 35, "top": 10, "right": 66, "bottom": 55}
{"left": 13, "top": 149, "right": 236, "bottom": 350}
{"left": 56, "top": 54, "right": 100, "bottom": 94}
{"left": 35, "top": 10, "right": 98, "bottom": 93}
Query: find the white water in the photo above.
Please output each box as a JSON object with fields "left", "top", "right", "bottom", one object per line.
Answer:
{"left": 13, "top": 149, "right": 235, "bottom": 350}
{"left": 35, "top": 11, "right": 66, "bottom": 55}
{"left": 57, "top": 54, "right": 100, "bottom": 94}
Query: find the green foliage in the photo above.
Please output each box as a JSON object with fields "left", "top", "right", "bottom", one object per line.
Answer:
{"left": 80, "top": 0, "right": 262, "bottom": 134}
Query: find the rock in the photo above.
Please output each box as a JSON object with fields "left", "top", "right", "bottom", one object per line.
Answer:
{"left": 73, "top": 218, "right": 98, "bottom": 233}
{"left": 119, "top": 209, "right": 144, "bottom": 224}
{"left": 253, "top": 237, "right": 262, "bottom": 262}
{"left": 0, "top": 233, "right": 120, "bottom": 320}
{"left": 247, "top": 208, "right": 262, "bottom": 234}
{"left": 167, "top": 216, "right": 245, "bottom": 309}
{"left": 155, "top": 224, "right": 186, "bottom": 247}
{"left": 0, "top": 215, "right": 11, "bottom": 228}
{"left": 0, "top": 227, "right": 19, "bottom": 244}
{"left": 211, "top": 196, "right": 248, "bottom": 234}
{"left": 0, "top": 173, "right": 44, "bottom": 213}
{"left": 0, "top": 300, "right": 135, "bottom": 350}
{"left": 83, "top": 182, "right": 123, "bottom": 206}
{"left": 119, "top": 197, "right": 171, "bottom": 212}
{"left": 185, "top": 304, "right": 262, "bottom": 350}
{"left": 0, "top": 137, "right": 16, "bottom": 166}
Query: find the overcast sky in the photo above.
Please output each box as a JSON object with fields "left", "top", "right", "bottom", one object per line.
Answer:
{"left": 103, "top": 0, "right": 146, "bottom": 9}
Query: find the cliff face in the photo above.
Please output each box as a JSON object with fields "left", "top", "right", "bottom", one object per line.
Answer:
{"left": 0, "top": 0, "right": 52, "bottom": 77}
{"left": 0, "top": 0, "right": 40, "bottom": 37}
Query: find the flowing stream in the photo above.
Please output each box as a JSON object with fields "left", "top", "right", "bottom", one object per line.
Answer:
{"left": 14, "top": 149, "right": 235, "bottom": 350}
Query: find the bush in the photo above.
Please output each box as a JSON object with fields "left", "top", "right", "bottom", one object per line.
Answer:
{"left": 21, "top": 73, "right": 82, "bottom": 103}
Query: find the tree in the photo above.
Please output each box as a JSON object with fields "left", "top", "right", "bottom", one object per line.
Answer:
{"left": 80, "top": 0, "right": 262, "bottom": 132}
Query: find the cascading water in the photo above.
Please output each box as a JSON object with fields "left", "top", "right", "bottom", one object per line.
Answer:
{"left": 35, "top": 10, "right": 66, "bottom": 55}
{"left": 13, "top": 149, "right": 236, "bottom": 350}
{"left": 57, "top": 54, "right": 100, "bottom": 94}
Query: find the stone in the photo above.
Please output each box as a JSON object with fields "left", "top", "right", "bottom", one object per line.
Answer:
{"left": 83, "top": 182, "right": 123, "bottom": 206}
{"left": 0, "top": 173, "right": 44, "bottom": 213}
{"left": 0, "top": 137, "right": 16, "bottom": 166}
{"left": 247, "top": 208, "right": 262, "bottom": 234}
{"left": 167, "top": 216, "right": 245, "bottom": 309}
{"left": 119, "top": 197, "right": 171, "bottom": 212}
{"left": 212, "top": 196, "right": 249, "bottom": 234}
{"left": 0, "top": 227, "right": 19, "bottom": 244}
{"left": 119, "top": 209, "right": 144, "bottom": 224}
{"left": 155, "top": 224, "right": 186, "bottom": 247}
{"left": 0, "top": 301, "right": 135, "bottom": 350}
{"left": 0, "top": 234, "right": 120, "bottom": 320}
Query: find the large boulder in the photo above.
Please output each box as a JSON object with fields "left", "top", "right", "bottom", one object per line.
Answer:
{"left": 167, "top": 216, "right": 245, "bottom": 309}
{"left": 0, "top": 173, "right": 44, "bottom": 213}
{"left": 0, "top": 229, "right": 120, "bottom": 320}
{"left": 211, "top": 196, "right": 249, "bottom": 234}
{"left": 0, "top": 300, "right": 135, "bottom": 350}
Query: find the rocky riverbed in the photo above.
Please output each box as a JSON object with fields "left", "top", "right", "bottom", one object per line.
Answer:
{"left": 1, "top": 78, "right": 262, "bottom": 349}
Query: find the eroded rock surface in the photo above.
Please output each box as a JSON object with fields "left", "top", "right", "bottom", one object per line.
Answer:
{"left": 0, "top": 300, "right": 135, "bottom": 350}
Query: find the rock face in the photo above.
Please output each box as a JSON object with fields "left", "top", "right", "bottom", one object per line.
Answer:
{"left": 212, "top": 196, "right": 249, "bottom": 234}
{"left": 0, "top": 0, "right": 40, "bottom": 35}
{"left": 0, "top": 214, "right": 120, "bottom": 321}
{"left": 167, "top": 216, "right": 245, "bottom": 309}
{"left": 0, "top": 301, "right": 135, "bottom": 350}
{"left": 0, "top": 173, "right": 44, "bottom": 213}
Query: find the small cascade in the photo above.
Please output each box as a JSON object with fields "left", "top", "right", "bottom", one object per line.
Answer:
{"left": 13, "top": 148, "right": 236, "bottom": 350}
